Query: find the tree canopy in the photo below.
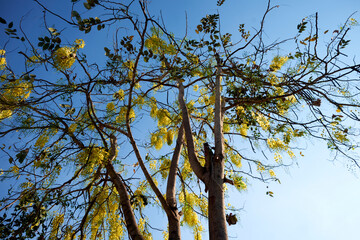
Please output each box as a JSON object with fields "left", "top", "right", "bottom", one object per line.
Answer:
{"left": 1, "top": 0, "right": 360, "bottom": 240}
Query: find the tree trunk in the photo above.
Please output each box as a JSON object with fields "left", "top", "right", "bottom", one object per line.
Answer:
{"left": 166, "top": 124, "right": 184, "bottom": 240}
{"left": 177, "top": 53, "right": 228, "bottom": 239}
{"left": 208, "top": 54, "right": 228, "bottom": 240}
{"left": 106, "top": 136, "right": 145, "bottom": 240}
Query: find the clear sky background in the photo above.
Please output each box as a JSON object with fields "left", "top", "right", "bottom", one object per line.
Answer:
{"left": 1, "top": 0, "right": 360, "bottom": 239}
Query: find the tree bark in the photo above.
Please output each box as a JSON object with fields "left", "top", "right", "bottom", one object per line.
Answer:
{"left": 208, "top": 54, "right": 228, "bottom": 240}
{"left": 106, "top": 135, "right": 145, "bottom": 240}
{"left": 126, "top": 120, "right": 184, "bottom": 239}
{"left": 166, "top": 124, "right": 184, "bottom": 240}
{"left": 69, "top": 132, "right": 144, "bottom": 240}
{"left": 178, "top": 83, "right": 207, "bottom": 183}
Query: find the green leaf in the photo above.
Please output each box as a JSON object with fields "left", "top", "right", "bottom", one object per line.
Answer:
{"left": 60, "top": 104, "right": 71, "bottom": 108}
{"left": 16, "top": 149, "right": 29, "bottom": 164}
{"left": 0, "top": 17, "right": 6, "bottom": 24}
{"left": 65, "top": 108, "right": 75, "bottom": 116}
{"left": 8, "top": 22, "right": 13, "bottom": 28}
{"left": 43, "top": 43, "right": 49, "bottom": 50}
{"left": 84, "top": 2, "right": 91, "bottom": 9}
{"left": 217, "top": 0, "right": 225, "bottom": 6}
{"left": 71, "top": 11, "right": 82, "bottom": 22}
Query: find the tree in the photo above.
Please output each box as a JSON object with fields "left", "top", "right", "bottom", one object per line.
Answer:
{"left": 0, "top": 0, "right": 360, "bottom": 239}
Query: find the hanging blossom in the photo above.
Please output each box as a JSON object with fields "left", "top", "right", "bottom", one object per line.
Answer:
{"left": 53, "top": 39, "right": 85, "bottom": 70}
{"left": 0, "top": 50, "right": 6, "bottom": 70}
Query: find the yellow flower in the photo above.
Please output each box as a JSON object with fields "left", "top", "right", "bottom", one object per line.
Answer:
{"left": 113, "top": 89, "right": 125, "bottom": 100}
{"left": 0, "top": 57, "right": 6, "bottom": 70}
{"left": 239, "top": 123, "right": 248, "bottom": 137}
{"left": 35, "top": 134, "right": 50, "bottom": 149}
{"left": 150, "top": 160, "right": 157, "bottom": 170}
{"left": 274, "top": 152, "right": 282, "bottom": 163}
{"left": 106, "top": 102, "right": 115, "bottom": 111}
{"left": 166, "top": 129, "right": 174, "bottom": 145}
{"left": 230, "top": 154, "right": 242, "bottom": 168}
{"left": 0, "top": 110, "right": 12, "bottom": 120}
{"left": 68, "top": 123, "right": 77, "bottom": 134}
{"left": 53, "top": 47, "right": 76, "bottom": 70}
{"left": 269, "top": 169, "right": 276, "bottom": 177}
{"left": 74, "top": 39, "right": 85, "bottom": 49}
{"left": 255, "top": 113, "right": 270, "bottom": 130}
{"left": 233, "top": 176, "right": 247, "bottom": 191}
{"left": 269, "top": 56, "right": 288, "bottom": 72}
{"left": 257, "top": 162, "right": 265, "bottom": 172}
{"left": 267, "top": 138, "right": 287, "bottom": 151}
{"left": 50, "top": 213, "right": 65, "bottom": 240}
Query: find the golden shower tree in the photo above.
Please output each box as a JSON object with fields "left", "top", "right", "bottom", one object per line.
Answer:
{"left": 0, "top": 1, "right": 360, "bottom": 240}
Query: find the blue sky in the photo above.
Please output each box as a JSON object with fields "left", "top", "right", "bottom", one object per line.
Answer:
{"left": 1, "top": 0, "right": 360, "bottom": 239}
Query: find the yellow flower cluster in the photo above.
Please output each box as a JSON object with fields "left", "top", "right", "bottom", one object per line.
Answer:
{"left": 3, "top": 79, "right": 32, "bottom": 101}
{"left": 74, "top": 39, "right": 85, "bottom": 49}
{"left": 179, "top": 190, "right": 208, "bottom": 227}
{"left": 0, "top": 110, "right": 12, "bottom": 120}
{"left": 145, "top": 34, "right": 176, "bottom": 55}
{"left": 89, "top": 188, "right": 108, "bottom": 240}
{"left": 10, "top": 165, "right": 19, "bottom": 175}
{"left": 151, "top": 133, "right": 163, "bottom": 150}
{"left": 84, "top": 187, "right": 125, "bottom": 240}
{"left": 26, "top": 55, "right": 42, "bottom": 67}
{"left": 49, "top": 213, "right": 64, "bottom": 240}
{"left": 115, "top": 107, "right": 135, "bottom": 123}
{"left": 236, "top": 106, "right": 245, "bottom": 114}
{"left": 181, "top": 159, "right": 192, "bottom": 180}
{"left": 149, "top": 160, "right": 157, "bottom": 171}
{"left": 162, "top": 231, "right": 169, "bottom": 240}
{"left": 35, "top": 133, "right": 50, "bottom": 149}
{"left": 138, "top": 218, "right": 153, "bottom": 240}
{"left": 253, "top": 112, "right": 270, "bottom": 130}
{"left": 34, "top": 129, "right": 58, "bottom": 150}
{"left": 113, "top": 89, "right": 125, "bottom": 100}
{"left": 0, "top": 49, "right": 6, "bottom": 70}
{"left": 233, "top": 176, "right": 247, "bottom": 191}
{"left": 150, "top": 128, "right": 174, "bottom": 150}
{"left": 269, "top": 56, "right": 288, "bottom": 72}
{"left": 0, "top": 78, "right": 32, "bottom": 121}
{"left": 76, "top": 147, "right": 109, "bottom": 176}
{"left": 257, "top": 162, "right": 265, "bottom": 172}
{"left": 108, "top": 200, "right": 124, "bottom": 240}
{"left": 53, "top": 39, "right": 85, "bottom": 70}
{"left": 68, "top": 123, "right": 77, "bottom": 134}
{"left": 269, "top": 169, "right": 276, "bottom": 177}
{"left": 239, "top": 123, "right": 248, "bottom": 137}
{"left": 106, "top": 102, "right": 115, "bottom": 111}
{"left": 230, "top": 153, "right": 242, "bottom": 168}
{"left": 123, "top": 60, "right": 135, "bottom": 79}
{"left": 274, "top": 152, "right": 282, "bottom": 163}
{"left": 152, "top": 107, "right": 172, "bottom": 127}
{"left": 159, "top": 157, "right": 171, "bottom": 179}
{"left": 333, "top": 130, "right": 348, "bottom": 143}
{"left": 53, "top": 47, "right": 76, "bottom": 70}
{"left": 267, "top": 138, "right": 287, "bottom": 151}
